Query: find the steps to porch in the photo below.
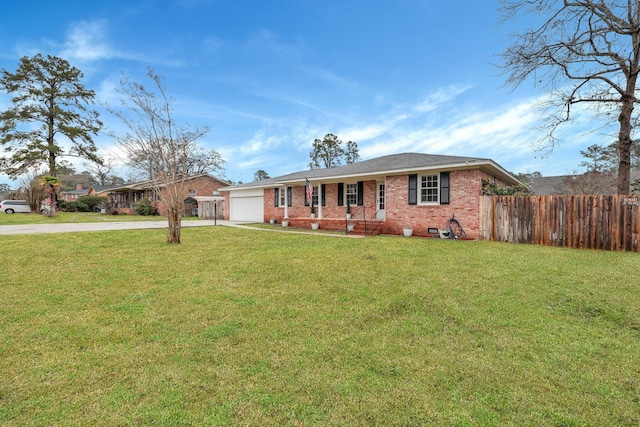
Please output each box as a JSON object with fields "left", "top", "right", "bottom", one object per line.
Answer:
{"left": 347, "top": 219, "right": 383, "bottom": 236}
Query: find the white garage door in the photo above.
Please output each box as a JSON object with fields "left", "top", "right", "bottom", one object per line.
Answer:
{"left": 230, "top": 196, "right": 264, "bottom": 222}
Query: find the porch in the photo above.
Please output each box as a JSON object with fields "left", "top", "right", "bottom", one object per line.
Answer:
{"left": 280, "top": 216, "right": 385, "bottom": 236}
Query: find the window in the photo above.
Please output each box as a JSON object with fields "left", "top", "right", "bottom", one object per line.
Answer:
{"left": 346, "top": 183, "right": 357, "bottom": 206}
{"left": 305, "top": 186, "right": 319, "bottom": 206}
{"left": 420, "top": 174, "right": 439, "bottom": 203}
{"left": 275, "top": 187, "right": 291, "bottom": 207}
{"left": 188, "top": 189, "right": 196, "bottom": 197}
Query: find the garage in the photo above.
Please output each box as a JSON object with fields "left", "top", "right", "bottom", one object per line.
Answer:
{"left": 229, "top": 188, "right": 264, "bottom": 222}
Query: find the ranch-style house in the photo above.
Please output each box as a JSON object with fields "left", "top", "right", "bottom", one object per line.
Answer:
{"left": 220, "top": 152, "right": 520, "bottom": 238}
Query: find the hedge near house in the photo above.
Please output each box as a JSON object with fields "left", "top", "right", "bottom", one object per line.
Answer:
{"left": 135, "top": 198, "right": 157, "bottom": 216}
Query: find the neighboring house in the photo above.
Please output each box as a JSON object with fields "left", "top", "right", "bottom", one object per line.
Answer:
{"left": 530, "top": 170, "right": 640, "bottom": 195}
{"left": 61, "top": 184, "right": 122, "bottom": 203}
{"left": 60, "top": 184, "right": 89, "bottom": 201}
{"left": 220, "top": 153, "right": 520, "bottom": 239}
{"left": 88, "top": 185, "right": 118, "bottom": 197}
{"left": 100, "top": 173, "right": 230, "bottom": 216}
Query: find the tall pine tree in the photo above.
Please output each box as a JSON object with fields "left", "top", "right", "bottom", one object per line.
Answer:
{"left": 0, "top": 54, "right": 102, "bottom": 179}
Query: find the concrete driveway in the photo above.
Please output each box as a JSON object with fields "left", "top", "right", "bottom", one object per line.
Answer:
{"left": 0, "top": 219, "right": 234, "bottom": 235}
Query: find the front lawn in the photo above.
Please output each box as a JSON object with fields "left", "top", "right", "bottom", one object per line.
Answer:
{"left": 1, "top": 227, "right": 638, "bottom": 425}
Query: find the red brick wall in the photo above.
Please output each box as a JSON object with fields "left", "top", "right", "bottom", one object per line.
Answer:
{"left": 381, "top": 170, "right": 486, "bottom": 238}
{"left": 223, "top": 191, "right": 231, "bottom": 220}
{"left": 263, "top": 181, "right": 380, "bottom": 222}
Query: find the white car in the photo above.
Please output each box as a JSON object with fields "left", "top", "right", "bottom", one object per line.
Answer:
{"left": 0, "top": 200, "right": 32, "bottom": 214}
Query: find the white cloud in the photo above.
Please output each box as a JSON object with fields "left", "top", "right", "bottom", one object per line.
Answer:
{"left": 413, "top": 84, "right": 473, "bottom": 114}
{"left": 224, "top": 88, "right": 551, "bottom": 179}
{"left": 96, "top": 75, "right": 121, "bottom": 106}
{"left": 339, "top": 124, "right": 388, "bottom": 142}
{"left": 92, "top": 81, "right": 610, "bottom": 183}
{"left": 60, "top": 20, "right": 113, "bottom": 61}
{"left": 58, "top": 20, "right": 186, "bottom": 68}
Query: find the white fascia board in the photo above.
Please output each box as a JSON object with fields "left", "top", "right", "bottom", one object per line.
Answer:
{"left": 228, "top": 187, "right": 264, "bottom": 197}
{"left": 480, "top": 160, "right": 522, "bottom": 185}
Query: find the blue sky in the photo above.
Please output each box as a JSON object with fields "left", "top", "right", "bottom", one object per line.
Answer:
{"left": 0, "top": 0, "right": 604, "bottom": 186}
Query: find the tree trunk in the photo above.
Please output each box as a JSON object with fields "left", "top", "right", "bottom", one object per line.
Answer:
{"left": 618, "top": 93, "right": 635, "bottom": 195}
{"left": 51, "top": 190, "right": 58, "bottom": 212}
{"left": 48, "top": 101, "right": 56, "bottom": 176}
{"left": 167, "top": 207, "right": 182, "bottom": 244}
{"left": 616, "top": 5, "right": 640, "bottom": 195}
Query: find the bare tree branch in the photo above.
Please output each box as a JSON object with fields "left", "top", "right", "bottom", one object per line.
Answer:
{"left": 109, "top": 69, "right": 222, "bottom": 243}
{"left": 499, "top": 0, "right": 640, "bottom": 193}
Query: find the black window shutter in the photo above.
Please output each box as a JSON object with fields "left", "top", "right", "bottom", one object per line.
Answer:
{"left": 321, "top": 184, "right": 326, "bottom": 206}
{"left": 440, "top": 172, "right": 450, "bottom": 205}
{"left": 357, "top": 181, "right": 364, "bottom": 206}
{"left": 274, "top": 188, "right": 279, "bottom": 207}
{"left": 337, "top": 183, "right": 344, "bottom": 206}
{"left": 304, "top": 184, "right": 309, "bottom": 207}
{"left": 287, "top": 187, "right": 292, "bottom": 206}
{"left": 408, "top": 174, "right": 417, "bottom": 205}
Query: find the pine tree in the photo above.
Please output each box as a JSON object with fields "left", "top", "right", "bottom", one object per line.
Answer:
{"left": 0, "top": 54, "right": 102, "bottom": 178}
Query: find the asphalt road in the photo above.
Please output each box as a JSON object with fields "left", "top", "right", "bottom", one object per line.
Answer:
{"left": 0, "top": 219, "right": 232, "bottom": 235}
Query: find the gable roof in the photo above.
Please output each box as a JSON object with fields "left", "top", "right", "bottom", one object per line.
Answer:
{"left": 222, "top": 152, "right": 519, "bottom": 190}
{"left": 90, "top": 185, "right": 119, "bottom": 194}
{"left": 102, "top": 173, "right": 230, "bottom": 193}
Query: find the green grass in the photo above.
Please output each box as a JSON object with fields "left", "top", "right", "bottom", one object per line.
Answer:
{"left": 1, "top": 227, "right": 639, "bottom": 425}
{"left": 0, "top": 211, "right": 199, "bottom": 225}
{"left": 243, "top": 222, "right": 349, "bottom": 235}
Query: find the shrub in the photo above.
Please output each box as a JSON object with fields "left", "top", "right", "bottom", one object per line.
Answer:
{"left": 76, "top": 195, "right": 106, "bottom": 211}
{"left": 482, "top": 179, "right": 533, "bottom": 196}
{"left": 65, "top": 201, "right": 90, "bottom": 212}
{"left": 135, "top": 198, "right": 158, "bottom": 216}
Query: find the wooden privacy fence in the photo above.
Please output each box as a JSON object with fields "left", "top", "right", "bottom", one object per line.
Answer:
{"left": 198, "top": 199, "right": 225, "bottom": 220}
{"left": 479, "top": 195, "right": 640, "bottom": 252}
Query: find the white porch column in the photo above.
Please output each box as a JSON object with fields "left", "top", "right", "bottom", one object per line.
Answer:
{"left": 283, "top": 185, "right": 289, "bottom": 218}
{"left": 317, "top": 183, "right": 322, "bottom": 219}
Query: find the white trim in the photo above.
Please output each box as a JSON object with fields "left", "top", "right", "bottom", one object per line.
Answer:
{"left": 418, "top": 173, "right": 440, "bottom": 205}
{"left": 376, "top": 181, "right": 386, "bottom": 220}
{"left": 317, "top": 184, "right": 322, "bottom": 219}
{"left": 345, "top": 183, "right": 357, "bottom": 207}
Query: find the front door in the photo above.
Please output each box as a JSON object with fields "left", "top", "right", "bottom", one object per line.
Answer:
{"left": 376, "top": 182, "right": 386, "bottom": 220}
